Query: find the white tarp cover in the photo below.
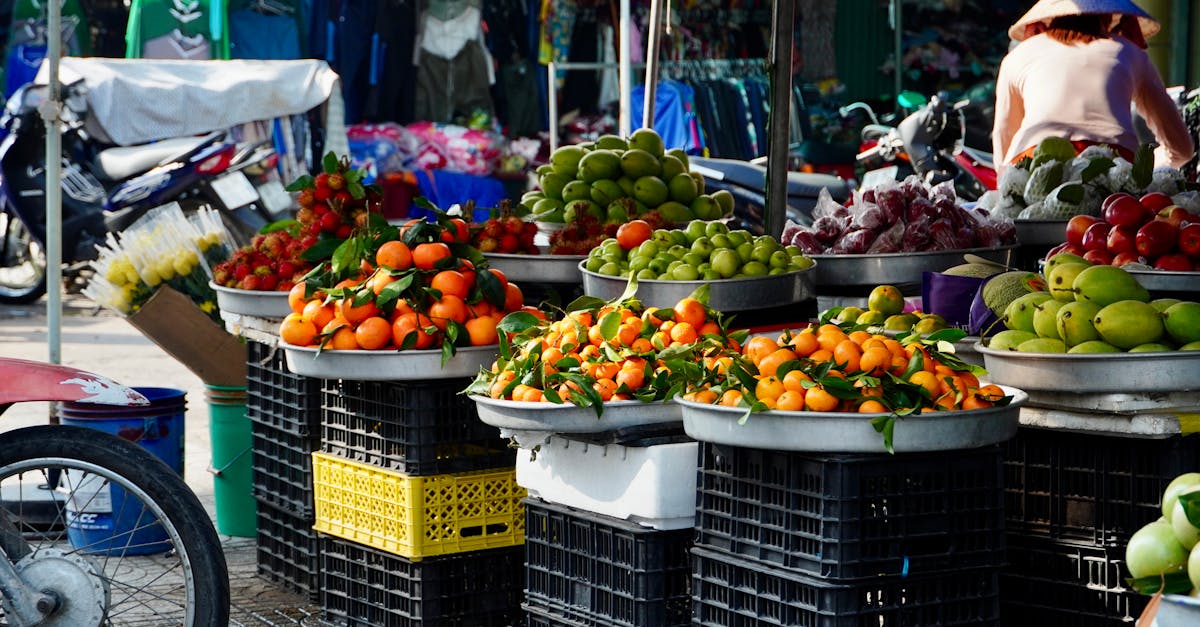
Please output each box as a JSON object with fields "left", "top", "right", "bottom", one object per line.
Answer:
{"left": 35, "top": 57, "right": 344, "bottom": 148}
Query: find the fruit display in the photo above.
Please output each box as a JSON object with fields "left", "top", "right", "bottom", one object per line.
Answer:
{"left": 278, "top": 215, "right": 532, "bottom": 355}
{"left": 1122, "top": 472, "right": 1200, "bottom": 597}
{"left": 523, "top": 128, "right": 735, "bottom": 226}
{"left": 212, "top": 227, "right": 316, "bottom": 291}
{"left": 821, "top": 284, "right": 949, "bottom": 334}
{"left": 981, "top": 137, "right": 1197, "bottom": 220}
{"left": 547, "top": 211, "right": 668, "bottom": 256}
{"left": 290, "top": 152, "right": 381, "bottom": 238}
{"left": 983, "top": 254, "right": 1200, "bottom": 353}
{"left": 782, "top": 174, "right": 1017, "bottom": 254}
{"left": 1045, "top": 191, "right": 1200, "bottom": 270}
{"left": 469, "top": 206, "right": 540, "bottom": 254}
{"left": 582, "top": 220, "right": 814, "bottom": 281}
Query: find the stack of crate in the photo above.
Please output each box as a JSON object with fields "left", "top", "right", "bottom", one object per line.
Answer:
{"left": 690, "top": 443, "right": 1008, "bottom": 626}
{"left": 312, "top": 377, "right": 525, "bottom": 625}
{"left": 516, "top": 430, "right": 697, "bottom": 626}
{"left": 245, "top": 339, "right": 325, "bottom": 600}
{"left": 1001, "top": 408, "right": 1200, "bottom": 626}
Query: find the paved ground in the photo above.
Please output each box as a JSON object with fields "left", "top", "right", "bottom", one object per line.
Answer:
{"left": 0, "top": 294, "right": 328, "bottom": 624}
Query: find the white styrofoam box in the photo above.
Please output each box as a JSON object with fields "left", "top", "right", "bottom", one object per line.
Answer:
{"left": 515, "top": 435, "right": 698, "bottom": 530}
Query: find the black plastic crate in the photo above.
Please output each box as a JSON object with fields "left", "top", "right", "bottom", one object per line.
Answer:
{"left": 1001, "top": 534, "right": 1147, "bottom": 626}
{"left": 523, "top": 602, "right": 607, "bottom": 627}
{"left": 321, "top": 378, "right": 514, "bottom": 476}
{"left": 255, "top": 498, "right": 319, "bottom": 601}
{"left": 695, "top": 442, "right": 1005, "bottom": 580}
{"left": 523, "top": 498, "right": 692, "bottom": 627}
{"left": 691, "top": 546, "right": 1000, "bottom": 626}
{"left": 246, "top": 339, "right": 324, "bottom": 437}
{"left": 320, "top": 536, "right": 524, "bottom": 626}
{"left": 1004, "top": 427, "right": 1200, "bottom": 545}
{"left": 251, "top": 420, "right": 320, "bottom": 516}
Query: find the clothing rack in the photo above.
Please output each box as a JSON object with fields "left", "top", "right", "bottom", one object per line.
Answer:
{"left": 546, "top": 57, "right": 767, "bottom": 151}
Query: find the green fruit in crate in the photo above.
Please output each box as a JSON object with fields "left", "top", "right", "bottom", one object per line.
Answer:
{"left": 1016, "top": 337, "right": 1068, "bottom": 353}
{"left": 532, "top": 198, "right": 564, "bottom": 220}
{"left": 912, "top": 315, "right": 948, "bottom": 335}
{"left": 561, "top": 180, "right": 592, "bottom": 204}
{"left": 590, "top": 179, "right": 626, "bottom": 207}
{"left": 1170, "top": 492, "right": 1200, "bottom": 550}
{"left": 1180, "top": 341, "right": 1200, "bottom": 351}
{"left": 712, "top": 189, "right": 735, "bottom": 216}
{"left": 856, "top": 310, "right": 886, "bottom": 326}
{"left": 1150, "top": 298, "right": 1183, "bottom": 312}
{"left": 836, "top": 306, "right": 866, "bottom": 324}
{"left": 1094, "top": 300, "right": 1164, "bottom": 349}
{"left": 616, "top": 176, "right": 636, "bottom": 196}
{"left": 1163, "top": 474, "right": 1200, "bottom": 521}
{"left": 867, "top": 285, "right": 905, "bottom": 316}
{"left": 564, "top": 200, "right": 604, "bottom": 223}
{"left": 1055, "top": 301, "right": 1102, "bottom": 347}
{"left": 605, "top": 202, "right": 629, "bottom": 224}
{"left": 988, "top": 330, "right": 1038, "bottom": 350}
{"left": 594, "top": 134, "right": 628, "bottom": 150}
{"left": 1129, "top": 343, "right": 1174, "bottom": 353}
{"left": 656, "top": 201, "right": 693, "bottom": 224}
{"left": 1073, "top": 265, "right": 1150, "bottom": 307}
{"left": 521, "top": 190, "right": 545, "bottom": 205}
{"left": 1043, "top": 252, "right": 1089, "bottom": 276}
{"left": 1125, "top": 520, "right": 1189, "bottom": 579}
{"left": 667, "top": 148, "right": 690, "bottom": 169}
{"left": 1048, "top": 263, "right": 1089, "bottom": 301}
{"left": 660, "top": 155, "right": 686, "bottom": 183}
{"left": 539, "top": 172, "right": 571, "bottom": 200}
{"left": 620, "top": 149, "right": 662, "bottom": 179}
{"left": 691, "top": 195, "right": 722, "bottom": 221}
{"left": 535, "top": 164, "right": 555, "bottom": 176}
{"left": 628, "top": 128, "right": 665, "bottom": 158}
{"left": 577, "top": 150, "right": 622, "bottom": 183}
{"left": 1163, "top": 302, "right": 1200, "bottom": 345}
{"left": 550, "top": 145, "right": 588, "bottom": 174}
{"left": 633, "top": 176, "right": 670, "bottom": 207}
{"left": 1032, "top": 300, "right": 1066, "bottom": 340}
{"left": 884, "top": 313, "right": 919, "bottom": 332}
{"left": 707, "top": 221, "right": 730, "bottom": 238}
{"left": 667, "top": 173, "right": 699, "bottom": 205}
{"left": 683, "top": 220, "right": 708, "bottom": 244}
{"left": 1003, "top": 292, "right": 1052, "bottom": 333}
{"left": 691, "top": 171, "right": 707, "bottom": 195}
{"left": 711, "top": 249, "right": 740, "bottom": 279}
{"left": 1067, "top": 340, "right": 1121, "bottom": 353}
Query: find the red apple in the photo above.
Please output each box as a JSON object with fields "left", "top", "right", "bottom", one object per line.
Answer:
{"left": 1081, "top": 222, "right": 1111, "bottom": 251}
{"left": 1178, "top": 222, "right": 1200, "bottom": 258}
{"left": 1112, "top": 251, "right": 1146, "bottom": 267}
{"left": 1105, "top": 194, "right": 1148, "bottom": 228}
{"left": 1154, "top": 253, "right": 1194, "bottom": 271}
{"left": 1106, "top": 226, "right": 1138, "bottom": 255}
{"left": 1065, "top": 214, "right": 1102, "bottom": 247}
{"left": 1157, "top": 206, "right": 1192, "bottom": 229}
{"left": 1083, "top": 249, "right": 1115, "bottom": 266}
{"left": 1043, "top": 242, "right": 1070, "bottom": 261}
{"left": 1136, "top": 219, "right": 1179, "bottom": 258}
{"left": 1102, "top": 192, "right": 1136, "bottom": 213}
{"left": 1140, "top": 192, "right": 1175, "bottom": 213}
{"left": 1061, "top": 243, "right": 1087, "bottom": 257}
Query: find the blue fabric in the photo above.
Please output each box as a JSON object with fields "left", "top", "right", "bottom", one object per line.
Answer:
{"left": 229, "top": 9, "right": 301, "bottom": 59}
{"left": 412, "top": 169, "right": 506, "bottom": 222}
{"left": 5, "top": 43, "right": 45, "bottom": 98}
{"left": 631, "top": 80, "right": 702, "bottom": 153}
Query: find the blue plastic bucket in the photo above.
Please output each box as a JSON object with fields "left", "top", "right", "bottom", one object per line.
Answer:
{"left": 59, "top": 387, "right": 186, "bottom": 555}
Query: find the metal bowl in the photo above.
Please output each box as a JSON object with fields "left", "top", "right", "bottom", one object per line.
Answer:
{"left": 976, "top": 343, "right": 1200, "bottom": 394}
{"left": 809, "top": 245, "right": 1016, "bottom": 288}
{"left": 470, "top": 395, "right": 681, "bottom": 432}
{"left": 580, "top": 263, "right": 817, "bottom": 311}
{"left": 211, "top": 282, "right": 292, "bottom": 319}
{"left": 1013, "top": 219, "right": 1068, "bottom": 246}
{"left": 676, "top": 386, "right": 1026, "bottom": 453}
{"left": 483, "top": 251, "right": 584, "bottom": 284}
{"left": 282, "top": 344, "right": 499, "bottom": 380}
{"left": 1126, "top": 268, "right": 1200, "bottom": 293}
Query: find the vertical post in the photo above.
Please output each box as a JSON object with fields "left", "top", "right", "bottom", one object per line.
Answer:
{"left": 641, "top": 0, "right": 664, "bottom": 130}
{"left": 43, "top": 0, "right": 63, "bottom": 367}
{"left": 548, "top": 60, "right": 559, "bottom": 151}
{"left": 764, "top": 0, "right": 794, "bottom": 239}
{"left": 619, "top": 0, "right": 632, "bottom": 138}
{"left": 892, "top": 0, "right": 902, "bottom": 112}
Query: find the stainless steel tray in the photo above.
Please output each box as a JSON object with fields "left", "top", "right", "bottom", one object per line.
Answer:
{"left": 1013, "top": 219, "right": 1068, "bottom": 245}
{"left": 1126, "top": 268, "right": 1200, "bottom": 292}
{"left": 211, "top": 282, "right": 292, "bottom": 319}
{"left": 1020, "top": 390, "right": 1200, "bottom": 414}
{"left": 580, "top": 263, "right": 817, "bottom": 311}
{"left": 283, "top": 344, "right": 499, "bottom": 380}
{"left": 1157, "top": 594, "right": 1200, "bottom": 627}
{"left": 470, "top": 395, "right": 682, "bottom": 432}
{"left": 677, "top": 386, "right": 1026, "bottom": 453}
{"left": 976, "top": 343, "right": 1200, "bottom": 394}
{"left": 483, "top": 251, "right": 584, "bottom": 284}
{"left": 809, "top": 245, "right": 1016, "bottom": 288}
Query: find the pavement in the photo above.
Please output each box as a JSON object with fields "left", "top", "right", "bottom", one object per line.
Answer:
{"left": 0, "top": 294, "right": 330, "bottom": 625}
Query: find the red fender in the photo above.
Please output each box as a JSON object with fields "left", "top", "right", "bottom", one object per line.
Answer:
{"left": 0, "top": 357, "right": 148, "bottom": 407}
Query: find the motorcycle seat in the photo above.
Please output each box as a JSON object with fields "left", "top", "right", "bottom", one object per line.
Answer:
{"left": 691, "top": 156, "right": 850, "bottom": 203}
{"left": 95, "top": 136, "right": 211, "bottom": 181}
{"left": 960, "top": 145, "right": 994, "bottom": 171}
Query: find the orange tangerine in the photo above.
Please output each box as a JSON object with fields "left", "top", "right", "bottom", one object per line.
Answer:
{"left": 754, "top": 376, "right": 785, "bottom": 402}
{"left": 718, "top": 389, "right": 744, "bottom": 407}
{"left": 279, "top": 313, "right": 317, "bottom": 347}
{"left": 804, "top": 386, "right": 838, "bottom": 412}
{"left": 757, "top": 348, "right": 799, "bottom": 377}
{"left": 775, "top": 390, "right": 805, "bottom": 411}
{"left": 858, "top": 399, "right": 888, "bottom": 413}
{"left": 908, "top": 370, "right": 941, "bottom": 397}
{"left": 832, "top": 340, "right": 862, "bottom": 373}
{"left": 743, "top": 336, "right": 780, "bottom": 365}
{"left": 788, "top": 330, "right": 819, "bottom": 357}
{"left": 782, "top": 369, "right": 812, "bottom": 392}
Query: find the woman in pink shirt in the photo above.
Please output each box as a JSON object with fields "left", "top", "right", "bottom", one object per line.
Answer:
{"left": 992, "top": 0, "right": 1193, "bottom": 173}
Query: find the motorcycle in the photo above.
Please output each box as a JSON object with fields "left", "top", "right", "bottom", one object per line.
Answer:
{"left": 0, "top": 356, "right": 229, "bottom": 624}
{"left": 0, "top": 80, "right": 283, "bottom": 304}
{"left": 850, "top": 91, "right": 997, "bottom": 201}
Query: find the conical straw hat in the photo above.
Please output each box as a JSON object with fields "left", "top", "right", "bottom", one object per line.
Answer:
{"left": 1008, "top": 0, "right": 1159, "bottom": 41}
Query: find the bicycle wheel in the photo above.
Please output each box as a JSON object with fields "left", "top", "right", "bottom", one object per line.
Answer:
{"left": 0, "top": 425, "right": 229, "bottom": 626}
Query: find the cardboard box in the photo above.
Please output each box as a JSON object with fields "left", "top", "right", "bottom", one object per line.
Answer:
{"left": 126, "top": 286, "right": 247, "bottom": 387}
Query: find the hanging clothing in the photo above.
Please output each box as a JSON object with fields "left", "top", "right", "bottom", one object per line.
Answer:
{"left": 228, "top": 5, "right": 303, "bottom": 59}
{"left": 413, "top": 4, "right": 494, "bottom": 123}
{"left": 126, "top": 0, "right": 230, "bottom": 59}
{"left": 631, "top": 80, "right": 705, "bottom": 155}
{"left": 362, "top": 0, "right": 419, "bottom": 124}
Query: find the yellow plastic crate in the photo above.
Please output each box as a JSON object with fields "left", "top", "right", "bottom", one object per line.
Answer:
{"left": 311, "top": 452, "right": 526, "bottom": 560}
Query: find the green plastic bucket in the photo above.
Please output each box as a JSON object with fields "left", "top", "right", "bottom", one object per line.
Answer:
{"left": 206, "top": 385, "right": 257, "bottom": 537}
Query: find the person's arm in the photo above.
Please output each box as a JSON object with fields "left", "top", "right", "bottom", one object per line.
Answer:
{"left": 992, "top": 55, "right": 1023, "bottom": 174}
{"left": 1132, "top": 52, "right": 1193, "bottom": 168}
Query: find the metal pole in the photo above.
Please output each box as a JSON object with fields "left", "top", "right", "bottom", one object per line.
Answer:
{"left": 619, "top": 0, "right": 632, "bottom": 138}
{"left": 892, "top": 0, "right": 902, "bottom": 112}
{"left": 42, "top": 0, "right": 63, "bottom": 366}
{"left": 641, "top": 0, "right": 664, "bottom": 130}
{"left": 764, "top": 0, "right": 794, "bottom": 239}
{"left": 548, "top": 61, "right": 559, "bottom": 151}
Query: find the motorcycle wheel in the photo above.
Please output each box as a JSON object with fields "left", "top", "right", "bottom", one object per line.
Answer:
{"left": 0, "top": 425, "right": 229, "bottom": 626}
{"left": 0, "top": 211, "right": 46, "bottom": 304}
